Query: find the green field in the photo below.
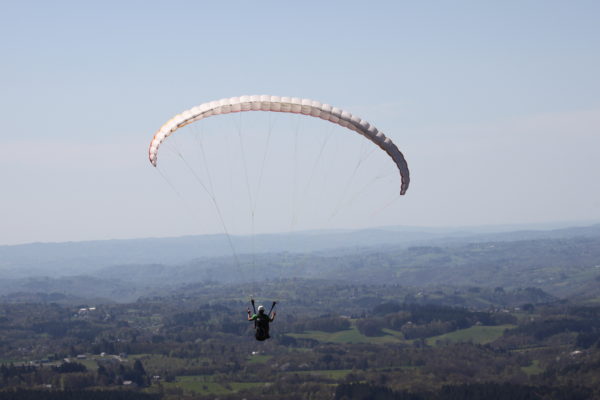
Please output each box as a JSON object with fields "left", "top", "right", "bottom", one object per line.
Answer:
{"left": 521, "top": 359, "right": 543, "bottom": 376}
{"left": 287, "top": 322, "right": 516, "bottom": 346}
{"left": 247, "top": 354, "right": 273, "bottom": 364}
{"left": 288, "top": 320, "right": 407, "bottom": 344}
{"left": 76, "top": 358, "right": 101, "bottom": 370}
{"left": 129, "top": 354, "right": 212, "bottom": 373}
{"left": 583, "top": 296, "right": 600, "bottom": 305}
{"left": 163, "top": 375, "right": 265, "bottom": 395}
{"left": 426, "top": 324, "right": 516, "bottom": 346}
{"left": 0, "top": 358, "right": 21, "bottom": 364}
{"left": 292, "top": 369, "right": 354, "bottom": 379}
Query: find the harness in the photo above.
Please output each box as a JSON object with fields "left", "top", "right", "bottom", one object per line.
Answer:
{"left": 251, "top": 299, "right": 277, "bottom": 341}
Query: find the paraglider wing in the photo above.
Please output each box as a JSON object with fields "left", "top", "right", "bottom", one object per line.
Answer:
{"left": 148, "top": 95, "right": 410, "bottom": 195}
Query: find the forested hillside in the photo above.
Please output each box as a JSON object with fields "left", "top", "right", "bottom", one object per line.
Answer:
{"left": 1, "top": 225, "right": 599, "bottom": 398}
{"left": 2, "top": 230, "right": 599, "bottom": 302}
{"left": 0, "top": 280, "right": 599, "bottom": 399}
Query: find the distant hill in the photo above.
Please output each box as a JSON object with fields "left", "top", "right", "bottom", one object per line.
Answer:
{"left": 1, "top": 223, "right": 599, "bottom": 303}
{"left": 1, "top": 223, "right": 599, "bottom": 279}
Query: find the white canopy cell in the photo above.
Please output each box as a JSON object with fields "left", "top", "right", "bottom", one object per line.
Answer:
{"left": 149, "top": 95, "right": 410, "bottom": 195}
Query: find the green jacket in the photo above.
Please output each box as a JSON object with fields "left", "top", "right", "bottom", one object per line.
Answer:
{"left": 250, "top": 313, "right": 273, "bottom": 326}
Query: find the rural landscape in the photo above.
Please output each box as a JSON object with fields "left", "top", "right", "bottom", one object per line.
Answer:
{"left": 1, "top": 224, "right": 599, "bottom": 399}
{"left": 2, "top": 2, "right": 599, "bottom": 399}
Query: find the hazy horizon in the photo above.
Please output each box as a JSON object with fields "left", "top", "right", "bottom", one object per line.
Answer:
{"left": 2, "top": 218, "right": 599, "bottom": 248}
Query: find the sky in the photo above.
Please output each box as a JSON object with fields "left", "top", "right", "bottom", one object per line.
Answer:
{"left": 1, "top": 1, "right": 599, "bottom": 245}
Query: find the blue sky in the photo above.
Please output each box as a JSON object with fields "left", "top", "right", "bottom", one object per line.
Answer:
{"left": 1, "top": 1, "right": 599, "bottom": 245}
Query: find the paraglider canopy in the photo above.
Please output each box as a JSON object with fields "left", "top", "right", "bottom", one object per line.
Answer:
{"left": 149, "top": 95, "right": 410, "bottom": 195}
